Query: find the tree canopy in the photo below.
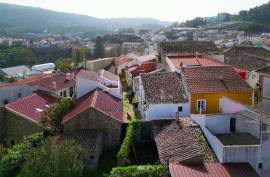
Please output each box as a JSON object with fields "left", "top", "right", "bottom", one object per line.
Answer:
{"left": 19, "top": 140, "right": 85, "bottom": 177}
{"left": 93, "top": 36, "right": 105, "bottom": 59}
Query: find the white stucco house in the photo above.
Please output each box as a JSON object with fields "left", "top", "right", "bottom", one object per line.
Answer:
{"left": 76, "top": 69, "right": 121, "bottom": 99}
{"left": 138, "top": 72, "right": 190, "bottom": 121}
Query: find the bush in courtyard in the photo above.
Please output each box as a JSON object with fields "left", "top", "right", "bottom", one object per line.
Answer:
{"left": 0, "top": 133, "right": 44, "bottom": 176}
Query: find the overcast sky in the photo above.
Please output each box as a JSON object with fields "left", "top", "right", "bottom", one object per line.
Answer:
{"left": 0, "top": 0, "right": 269, "bottom": 22}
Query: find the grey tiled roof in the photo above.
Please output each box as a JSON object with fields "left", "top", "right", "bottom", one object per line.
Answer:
{"left": 1, "top": 65, "right": 30, "bottom": 76}
{"left": 152, "top": 117, "right": 217, "bottom": 166}
{"left": 55, "top": 130, "right": 103, "bottom": 152}
{"left": 141, "top": 72, "right": 188, "bottom": 105}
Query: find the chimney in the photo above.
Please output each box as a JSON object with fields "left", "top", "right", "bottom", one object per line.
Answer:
{"left": 52, "top": 81, "right": 57, "bottom": 89}
{"left": 196, "top": 52, "right": 199, "bottom": 59}
{"left": 176, "top": 110, "right": 180, "bottom": 122}
{"left": 65, "top": 73, "right": 71, "bottom": 81}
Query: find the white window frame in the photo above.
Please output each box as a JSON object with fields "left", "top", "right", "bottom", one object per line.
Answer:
{"left": 196, "top": 99, "right": 206, "bottom": 112}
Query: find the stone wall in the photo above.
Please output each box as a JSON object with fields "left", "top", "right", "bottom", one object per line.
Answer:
{"left": 63, "top": 107, "right": 122, "bottom": 150}
{"left": 4, "top": 110, "right": 43, "bottom": 145}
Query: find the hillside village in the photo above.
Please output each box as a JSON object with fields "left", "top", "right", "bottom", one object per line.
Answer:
{"left": 1, "top": 2, "right": 270, "bottom": 176}
{"left": 0, "top": 38, "right": 270, "bottom": 177}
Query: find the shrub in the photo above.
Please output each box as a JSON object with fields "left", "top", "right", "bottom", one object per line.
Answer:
{"left": 0, "top": 133, "right": 44, "bottom": 176}
{"left": 117, "top": 119, "right": 138, "bottom": 166}
{"left": 109, "top": 165, "right": 167, "bottom": 177}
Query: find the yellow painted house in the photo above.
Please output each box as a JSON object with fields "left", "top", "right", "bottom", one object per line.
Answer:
{"left": 182, "top": 66, "right": 252, "bottom": 114}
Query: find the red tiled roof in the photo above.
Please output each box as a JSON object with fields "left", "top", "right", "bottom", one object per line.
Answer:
{"left": 131, "top": 62, "right": 156, "bottom": 77}
{"left": 99, "top": 69, "right": 119, "bottom": 81}
{"left": 0, "top": 74, "right": 53, "bottom": 87}
{"left": 168, "top": 55, "right": 226, "bottom": 69}
{"left": 114, "top": 55, "right": 130, "bottom": 65}
{"left": 62, "top": 89, "right": 123, "bottom": 123}
{"left": 28, "top": 73, "right": 75, "bottom": 91}
{"left": 76, "top": 70, "right": 99, "bottom": 81}
{"left": 5, "top": 91, "right": 58, "bottom": 123}
{"left": 169, "top": 163, "right": 259, "bottom": 177}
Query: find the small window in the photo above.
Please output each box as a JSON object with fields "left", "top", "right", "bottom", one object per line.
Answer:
{"left": 178, "top": 106, "right": 183, "bottom": 112}
{"left": 90, "top": 155, "right": 95, "bottom": 159}
{"left": 63, "top": 90, "right": 67, "bottom": 97}
{"left": 197, "top": 100, "right": 206, "bottom": 112}
{"left": 60, "top": 92, "right": 63, "bottom": 97}
{"left": 17, "top": 93, "right": 22, "bottom": 98}
{"left": 3, "top": 99, "right": 9, "bottom": 105}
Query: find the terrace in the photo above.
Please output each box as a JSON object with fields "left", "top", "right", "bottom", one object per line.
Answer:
{"left": 215, "top": 132, "right": 260, "bottom": 146}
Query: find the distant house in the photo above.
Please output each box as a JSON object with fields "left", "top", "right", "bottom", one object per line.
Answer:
{"left": 181, "top": 66, "right": 252, "bottom": 114}
{"left": 0, "top": 65, "right": 30, "bottom": 81}
{"left": 138, "top": 72, "right": 190, "bottom": 121}
{"left": 256, "top": 66, "right": 270, "bottom": 112}
{"left": 122, "top": 42, "right": 142, "bottom": 53}
{"left": 31, "top": 63, "right": 55, "bottom": 73}
{"left": 76, "top": 69, "right": 121, "bottom": 99}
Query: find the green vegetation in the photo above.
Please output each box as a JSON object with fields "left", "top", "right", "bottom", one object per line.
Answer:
{"left": 55, "top": 58, "right": 73, "bottom": 72}
{"left": 122, "top": 92, "right": 136, "bottom": 122}
{"left": 109, "top": 165, "right": 167, "bottom": 177}
{"left": 19, "top": 140, "right": 85, "bottom": 177}
{"left": 42, "top": 98, "right": 74, "bottom": 134}
{"left": 93, "top": 36, "right": 105, "bottom": 59}
{"left": 117, "top": 119, "right": 138, "bottom": 166}
{"left": 0, "top": 133, "right": 44, "bottom": 176}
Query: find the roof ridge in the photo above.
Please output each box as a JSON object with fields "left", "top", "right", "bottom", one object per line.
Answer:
{"left": 91, "top": 89, "right": 99, "bottom": 107}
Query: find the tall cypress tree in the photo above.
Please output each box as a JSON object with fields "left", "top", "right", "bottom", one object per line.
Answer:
{"left": 93, "top": 36, "right": 105, "bottom": 59}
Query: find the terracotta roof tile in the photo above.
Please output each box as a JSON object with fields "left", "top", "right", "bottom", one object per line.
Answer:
{"left": 182, "top": 66, "right": 252, "bottom": 94}
{"left": 100, "top": 69, "right": 119, "bottom": 81}
{"left": 114, "top": 55, "right": 130, "bottom": 65}
{"left": 76, "top": 70, "right": 99, "bottom": 81}
{"left": 169, "top": 163, "right": 260, "bottom": 177}
{"left": 62, "top": 89, "right": 123, "bottom": 123}
{"left": 5, "top": 91, "right": 58, "bottom": 123}
{"left": 141, "top": 72, "right": 188, "bottom": 104}
{"left": 168, "top": 55, "right": 226, "bottom": 69}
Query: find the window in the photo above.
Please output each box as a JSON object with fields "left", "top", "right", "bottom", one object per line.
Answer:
{"left": 63, "top": 90, "right": 67, "bottom": 97}
{"left": 178, "top": 106, "right": 183, "bottom": 112}
{"left": 230, "top": 118, "right": 236, "bottom": 132}
{"left": 196, "top": 100, "right": 206, "bottom": 112}
{"left": 17, "top": 92, "right": 22, "bottom": 98}
{"left": 60, "top": 92, "right": 63, "bottom": 97}
{"left": 90, "top": 155, "right": 95, "bottom": 160}
{"left": 3, "top": 99, "right": 9, "bottom": 105}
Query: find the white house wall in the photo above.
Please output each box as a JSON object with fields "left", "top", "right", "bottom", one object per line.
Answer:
{"left": 262, "top": 77, "right": 270, "bottom": 99}
{"left": 205, "top": 114, "right": 231, "bottom": 134}
{"left": 0, "top": 85, "right": 34, "bottom": 105}
{"left": 145, "top": 103, "right": 190, "bottom": 121}
{"left": 76, "top": 77, "right": 98, "bottom": 99}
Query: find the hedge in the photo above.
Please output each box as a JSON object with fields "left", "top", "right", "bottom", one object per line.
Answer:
{"left": 109, "top": 165, "right": 168, "bottom": 177}
{"left": 117, "top": 119, "right": 137, "bottom": 166}
{"left": 0, "top": 133, "right": 44, "bottom": 176}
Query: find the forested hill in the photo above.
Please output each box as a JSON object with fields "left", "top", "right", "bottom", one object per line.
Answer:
{"left": 233, "top": 1, "right": 270, "bottom": 25}
{"left": 0, "top": 3, "right": 170, "bottom": 37}
{"left": 182, "top": 1, "right": 270, "bottom": 33}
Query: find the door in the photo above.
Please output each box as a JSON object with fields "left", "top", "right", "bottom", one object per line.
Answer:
{"left": 230, "top": 118, "right": 236, "bottom": 132}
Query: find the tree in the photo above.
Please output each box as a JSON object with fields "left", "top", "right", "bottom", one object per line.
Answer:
{"left": 55, "top": 58, "right": 73, "bottom": 72}
{"left": 93, "top": 36, "right": 105, "bottom": 58}
{"left": 41, "top": 98, "right": 74, "bottom": 134}
{"left": 19, "top": 140, "right": 85, "bottom": 177}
